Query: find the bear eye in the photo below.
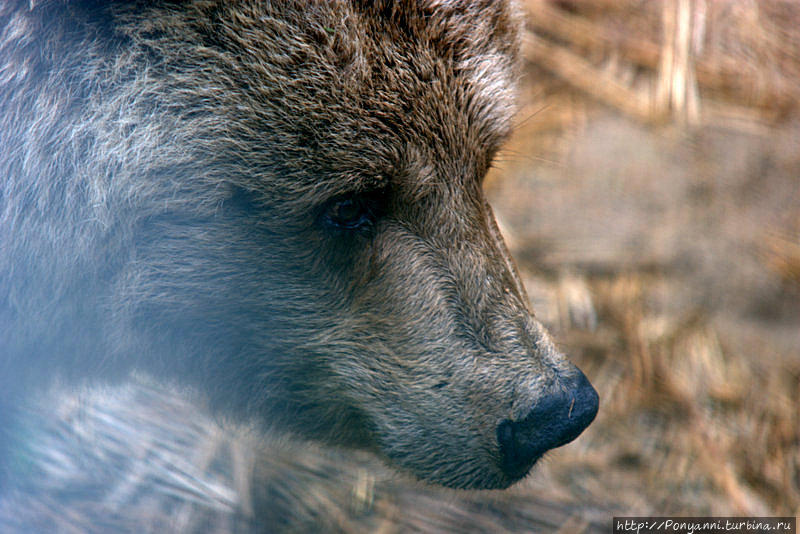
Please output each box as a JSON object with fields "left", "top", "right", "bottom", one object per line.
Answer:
{"left": 321, "top": 195, "right": 375, "bottom": 230}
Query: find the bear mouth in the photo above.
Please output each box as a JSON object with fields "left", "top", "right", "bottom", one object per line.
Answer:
{"left": 499, "top": 454, "right": 543, "bottom": 485}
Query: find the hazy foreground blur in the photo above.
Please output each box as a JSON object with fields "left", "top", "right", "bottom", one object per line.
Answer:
{"left": 3, "top": 1, "right": 798, "bottom": 531}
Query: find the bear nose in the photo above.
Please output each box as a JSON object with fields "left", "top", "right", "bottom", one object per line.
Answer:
{"left": 496, "top": 368, "right": 599, "bottom": 480}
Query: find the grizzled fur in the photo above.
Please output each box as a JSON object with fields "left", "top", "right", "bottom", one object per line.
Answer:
{"left": 0, "top": 0, "right": 593, "bottom": 495}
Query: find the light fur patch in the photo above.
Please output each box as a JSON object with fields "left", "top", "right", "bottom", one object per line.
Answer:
{"left": 459, "top": 51, "right": 518, "bottom": 139}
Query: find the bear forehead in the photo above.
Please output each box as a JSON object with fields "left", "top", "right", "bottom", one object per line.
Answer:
{"left": 245, "top": 0, "right": 522, "bottom": 186}
{"left": 186, "top": 1, "right": 522, "bottom": 142}
{"left": 107, "top": 0, "right": 521, "bottom": 194}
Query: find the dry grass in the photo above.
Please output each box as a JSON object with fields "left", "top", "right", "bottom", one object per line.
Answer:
{"left": 486, "top": 0, "right": 800, "bottom": 520}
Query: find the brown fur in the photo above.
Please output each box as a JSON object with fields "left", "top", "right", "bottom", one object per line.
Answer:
{"left": 0, "top": 0, "right": 596, "bottom": 501}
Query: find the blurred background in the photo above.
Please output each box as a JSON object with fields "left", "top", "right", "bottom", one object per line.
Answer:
{"left": 4, "top": 1, "right": 798, "bottom": 531}
{"left": 483, "top": 0, "right": 800, "bottom": 526}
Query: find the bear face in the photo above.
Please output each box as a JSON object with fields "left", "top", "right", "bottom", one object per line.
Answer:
{"left": 0, "top": 0, "right": 597, "bottom": 491}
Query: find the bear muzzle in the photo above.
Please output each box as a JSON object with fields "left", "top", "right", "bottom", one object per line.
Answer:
{"left": 496, "top": 367, "right": 599, "bottom": 481}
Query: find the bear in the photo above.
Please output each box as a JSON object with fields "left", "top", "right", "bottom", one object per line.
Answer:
{"left": 0, "top": 0, "right": 598, "bottom": 505}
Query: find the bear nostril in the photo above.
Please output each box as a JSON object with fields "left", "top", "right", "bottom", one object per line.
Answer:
{"left": 497, "top": 368, "right": 599, "bottom": 480}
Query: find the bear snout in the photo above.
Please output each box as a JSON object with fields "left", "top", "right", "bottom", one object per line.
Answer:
{"left": 496, "top": 368, "right": 599, "bottom": 480}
